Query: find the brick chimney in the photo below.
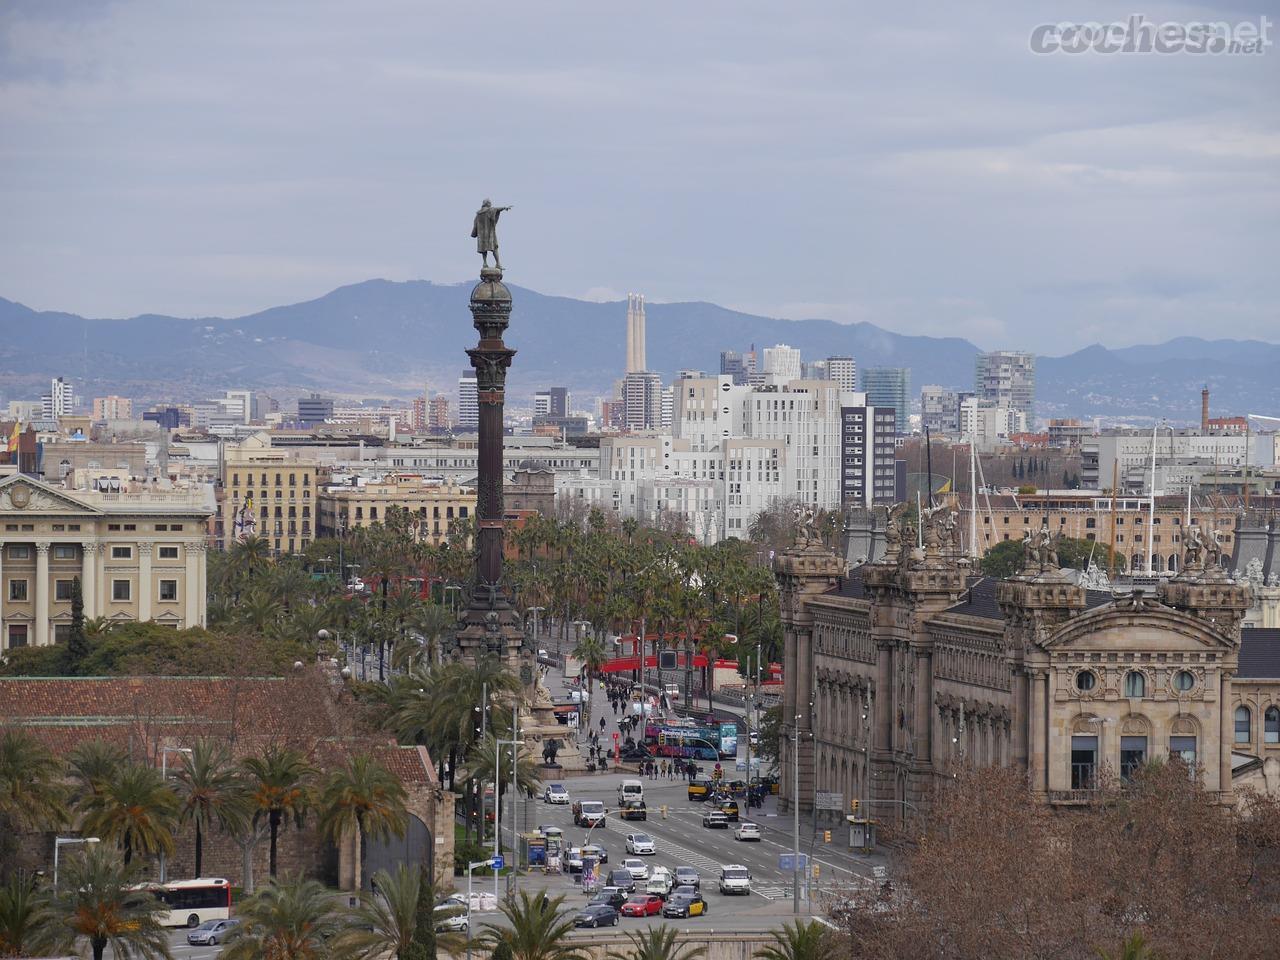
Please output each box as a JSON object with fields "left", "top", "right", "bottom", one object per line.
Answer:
{"left": 1201, "top": 386, "right": 1210, "bottom": 433}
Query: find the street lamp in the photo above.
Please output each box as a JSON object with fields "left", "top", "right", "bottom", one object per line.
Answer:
{"left": 495, "top": 725, "right": 525, "bottom": 900}
{"left": 444, "top": 583, "right": 463, "bottom": 615}
{"left": 159, "top": 746, "right": 193, "bottom": 882}
{"left": 526, "top": 606, "right": 544, "bottom": 646}
{"left": 53, "top": 836, "right": 99, "bottom": 891}
{"left": 464, "top": 855, "right": 502, "bottom": 960}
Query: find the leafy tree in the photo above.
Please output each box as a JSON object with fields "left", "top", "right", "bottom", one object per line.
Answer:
{"left": 221, "top": 875, "right": 339, "bottom": 960}
{"left": 479, "top": 892, "right": 587, "bottom": 960}
{"left": 607, "top": 926, "right": 707, "bottom": 960}
{"left": 174, "top": 739, "right": 251, "bottom": 878}
{"left": 755, "top": 705, "right": 782, "bottom": 764}
{"left": 0, "top": 873, "right": 57, "bottom": 957}
{"left": 318, "top": 753, "right": 408, "bottom": 892}
{"left": 332, "top": 863, "right": 461, "bottom": 960}
{"left": 241, "top": 747, "right": 314, "bottom": 878}
{"left": 754, "top": 921, "right": 830, "bottom": 960}
{"left": 982, "top": 537, "right": 1124, "bottom": 579}
{"left": 48, "top": 845, "right": 171, "bottom": 960}
{"left": 77, "top": 763, "right": 179, "bottom": 866}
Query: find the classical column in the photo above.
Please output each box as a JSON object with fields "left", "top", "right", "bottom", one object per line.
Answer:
{"left": 34, "top": 541, "right": 50, "bottom": 647}
{"left": 137, "top": 542, "right": 153, "bottom": 622}
{"left": 184, "top": 540, "right": 203, "bottom": 628}
{"left": 80, "top": 542, "right": 97, "bottom": 619}
{"left": 0, "top": 540, "right": 5, "bottom": 647}
{"left": 912, "top": 648, "right": 932, "bottom": 763}
{"left": 1012, "top": 669, "right": 1029, "bottom": 771}
{"left": 1028, "top": 669, "right": 1047, "bottom": 795}
{"left": 197, "top": 541, "right": 208, "bottom": 627}
{"left": 874, "top": 641, "right": 893, "bottom": 752}
{"left": 1218, "top": 672, "right": 1234, "bottom": 799}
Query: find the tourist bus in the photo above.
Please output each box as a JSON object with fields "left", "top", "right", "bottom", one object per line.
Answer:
{"left": 149, "top": 878, "right": 232, "bottom": 927}
{"left": 643, "top": 721, "right": 736, "bottom": 759}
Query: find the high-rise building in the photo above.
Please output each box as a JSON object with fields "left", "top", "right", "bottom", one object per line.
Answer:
{"left": 959, "top": 396, "right": 1026, "bottom": 448}
{"left": 41, "top": 377, "right": 72, "bottom": 420}
{"left": 297, "top": 393, "right": 334, "bottom": 426}
{"left": 622, "top": 371, "right": 663, "bottom": 431}
{"left": 625, "top": 293, "right": 647, "bottom": 373}
{"left": 720, "top": 350, "right": 749, "bottom": 385}
{"left": 975, "top": 351, "right": 1036, "bottom": 422}
{"left": 534, "top": 387, "right": 569, "bottom": 419}
{"left": 804, "top": 360, "right": 829, "bottom": 381}
{"left": 429, "top": 395, "right": 450, "bottom": 431}
{"left": 827, "top": 357, "right": 857, "bottom": 394}
{"left": 92, "top": 396, "right": 133, "bottom": 420}
{"left": 861, "top": 367, "right": 910, "bottom": 435}
{"left": 457, "top": 371, "right": 479, "bottom": 431}
{"left": 840, "top": 394, "right": 898, "bottom": 506}
{"left": 411, "top": 395, "right": 429, "bottom": 431}
{"left": 762, "top": 344, "right": 802, "bottom": 381}
{"left": 660, "top": 385, "right": 674, "bottom": 431}
{"left": 920, "top": 385, "right": 963, "bottom": 435}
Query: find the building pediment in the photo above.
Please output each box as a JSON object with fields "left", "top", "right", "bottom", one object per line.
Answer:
{"left": 0, "top": 474, "right": 103, "bottom": 517}
{"left": 1042, "top": 600, "right": 1236, "bottom": 653}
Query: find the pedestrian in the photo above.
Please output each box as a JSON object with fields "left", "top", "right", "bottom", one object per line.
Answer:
{"left": 599, "top": 716, "right": 606, "bottom": 734}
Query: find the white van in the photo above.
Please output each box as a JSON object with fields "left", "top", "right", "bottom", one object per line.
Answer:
{"left": 618, "top": 779, "right": 644, "bottom": 805}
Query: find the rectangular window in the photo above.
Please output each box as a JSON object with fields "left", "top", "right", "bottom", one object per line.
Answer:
{"left": 8, "top": 580, "right": 28, "bottom": 602}
{"left": 112, "top": 579, "right": 131, "bottom": 602}
{"left": 1120, "top": 735, "right": 1148, "bottom": 781}
{"left": 171, "top": 524, "right": 183, "bottom": 531}
{"left": 1070, "top": 735, "right": 1097, "bottom": 789}
{"left": 1170, "top": 736, "right": 1196, "bottom": 768}
{"left": 53, "top": 544, "right": 77, "bottom": 560}
{"left": 53, "top": 624, "right": 72, "bottom": 644}
{"left": 159, "top": 545, "right": 179, "bottom": 560}
{"left": 111, "top": 546, "right": 132, "bottom": 559}
{"left": 7, "top": 545, "right": 30, "bottom": 560}
{"left": 55, "top": 580, "right": 74, "bottom": 602}
{"left": 159, "top": 579, "right": 178, "bottom": 602}
{"left": 123, "top": 524, "right": 136, "bottom": 531}
{"left": 7, "top": 624, "right": 27, "bottom": 648}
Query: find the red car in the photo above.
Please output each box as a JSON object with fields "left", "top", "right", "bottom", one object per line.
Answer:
{"left": 620, "top": 895, "right": 664, "bottom": 917}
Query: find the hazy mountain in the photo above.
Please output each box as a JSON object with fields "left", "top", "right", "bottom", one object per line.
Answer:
{"left": 1, "top": 281, "right": 1277, "bottom": 420}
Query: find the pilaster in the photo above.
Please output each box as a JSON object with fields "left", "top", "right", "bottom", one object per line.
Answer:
{"left": 137, "top": 541, "right": 153, "bottom": 622}
{"left": 34, "top": 541, "right": 50, "bottom": 647}
{"left": 81, "top": 542, "right": 98, "bottom": 619}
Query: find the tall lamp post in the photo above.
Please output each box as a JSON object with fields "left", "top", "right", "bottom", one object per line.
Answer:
{"left": 53, "top": 836, "right": 99, "bottom": 891}
{"left": 790, "top": 713, "right": 805, "bottom": 913}
{"left": 159, "top": 746, "right": 193, "bottom": 882}
{"left": 494, "top": 727, "right": 524, "bottom": 901}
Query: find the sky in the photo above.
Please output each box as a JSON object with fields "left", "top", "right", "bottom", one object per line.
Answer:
{"left": 1, "top": 1, "right": 1276, "bottom": 356}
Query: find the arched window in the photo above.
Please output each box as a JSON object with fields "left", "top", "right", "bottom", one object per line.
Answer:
{"left": 1235, "top": 705, "right": 1252, "bottom": 744}
{"left": 1266, "top": 706, "right": 1280, "bottom": 744}
{"left": 1123, "top": 671, "right": 1145, "bottom": 698}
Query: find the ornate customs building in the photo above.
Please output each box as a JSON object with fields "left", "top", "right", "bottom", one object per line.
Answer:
{"left": 777, "top": 510, "right": 1280, "bottom": 823}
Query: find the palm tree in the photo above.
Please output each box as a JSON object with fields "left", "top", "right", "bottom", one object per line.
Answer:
{"left": 317, "top": 753, "right": 408, "bottom": 892}
{"left": 221, "top": 875, "right": 339, "bottom": 960}
{"left": 1097, "top": 933, "right": 1160, "bottom": 960}
{"left": 753, "top": 920, "right": 830, "bottom": 960}
{"left": 0, "top": 873, "right": 58, "bottom": 959}
{"left": 66, "top": 739, "right": 128, "bottom": 801}
{"left": 174, "top": 739, "right": 250, "bottom": 878}
{"left": 228, "top": 535, "right": 273, "bottom": 587}
{"left": 0, "top": 728, "right": 67, "bottom": 836}
{"left": 48, "top": 844, "right": 171, "bottom": 960}
{"left": 607, "top": 927, "right": 707, "bottom": 960}
{"left": 77, "top": 762, "right": 179, "bottom": 866}
{"left": 235, "top": 589, "right": 285, "bottom": 633}
{"left": 462, "top": 735, "right": 542, "bottom": 843}
{"left": 330, "top": 863, "right": 462, "bottom": 960}
{"left": 241, "top": 747, "right": 314, "bottom": 878}
{"left": 479, "top": 892, "right": 587, "bottom": 960}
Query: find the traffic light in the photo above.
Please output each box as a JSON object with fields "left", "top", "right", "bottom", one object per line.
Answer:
{"left": 658, "top": 732, "right": 667, "bottom": 746}
{"left": 823, "top": 830, "right": 831, "bottom": 843}
{"left": 851, "top": 799, "right": 860, "bottom": 814}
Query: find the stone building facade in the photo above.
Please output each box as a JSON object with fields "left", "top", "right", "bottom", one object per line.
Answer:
{"left": 0, "top": 474, "right": 211, "bottom": 650}
{"left": 777, "top": 511, "right": 1280, "bottom": 825}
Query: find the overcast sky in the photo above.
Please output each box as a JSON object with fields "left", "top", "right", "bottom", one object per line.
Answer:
{"left": 1, "top": 1, "right": 1276, "bottom": 355}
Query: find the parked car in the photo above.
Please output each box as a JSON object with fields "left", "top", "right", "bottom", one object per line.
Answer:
{"left": 433, "top": 909, "right": 469, "bottom": 934}
{"left": 718, "top": 865, "right": 752, "bottom": 895}
{"left": 734, "top": 822, "right": 761, "bottom": 841}
{"left": 625, "top": 832, "right": 655, "bottom": 855}
{"left": 701, "top": 811, "right": 729, "bottom": 829}
{"left": 588, "top": 887, "right": 628, "bottom": 910}
{"left": 661, "top": 891, "right": 708, "bottom": 918}
{"left": 674, "top": 866, "right": 700, "bottom": 890}
{"left": 619, "top": 800, "right": 648, "bottom": 821}
{"left": 574, "top": 904, "right": 619, "bottom": 928}
{"left": 623, "top": 858, "right": 650, "bottom": 881}
{"left": 620, "top": 894, "right": 665, "bottom": 918}
{"left": 439, "top": 891, "right": 498, "bottom": 912}
{"left": 543, "top": 783, "right": 570, "bottom": 804}
{"left": 186, "top": 919, "right": 240, "bottom": 946}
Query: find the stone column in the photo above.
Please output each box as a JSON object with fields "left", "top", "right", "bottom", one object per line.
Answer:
{"left": 137, "top": 542, "right": 153, "bottom": 622}
{"left": 34, "top": 541, "right": 50, "bottom": 647}
{"left": 184, "top": 541, "right": 201, "bottom": 628}
{"left": 80, "top": 542, "right": 97, "bottom": 619}
{"left": 197, "top": 541, "right": 208, "bottom": 627}
{"left": 0, "top": 540, "right": 5, "bottom": 647}
{"left": 1012, "top": 669, "right": 1029, "bottom": 770}
{"left": 913, "top": 648, "right": 932, "bottom": 763}
{"left": 874, "top": 641, "right": 893, "bottom": 752}
{"left": 1028, "top": 669, "right": 1047, "bottom": 795}
{"left": 1218, "top": 671, "right": 1234, "bottom": 800}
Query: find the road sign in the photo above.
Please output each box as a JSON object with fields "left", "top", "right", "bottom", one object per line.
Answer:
{"left": 491, "top": 855, "right": 504, "bottom": 870}
{"left": 779, "top": 853, "right": 809, "bottom": 872}
{"left": 815, "top": 791, "right": 844, "bottom": 811}
{"left": 872, "top": 865, "right": 887, "bottom": 882}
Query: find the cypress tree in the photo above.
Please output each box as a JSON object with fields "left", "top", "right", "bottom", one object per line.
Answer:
{"left": 67, "top": 576, "right": 89, "bottom": 674}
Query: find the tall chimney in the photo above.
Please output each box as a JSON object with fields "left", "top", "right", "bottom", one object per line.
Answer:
{"left": 1200, "top": 386, "right": 1210, "bottom": 433}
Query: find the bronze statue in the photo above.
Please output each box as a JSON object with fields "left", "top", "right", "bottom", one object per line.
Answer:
{"left": 471, "top": 199, "right": 511, "bottom": 269}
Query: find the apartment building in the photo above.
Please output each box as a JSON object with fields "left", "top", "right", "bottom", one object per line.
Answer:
{"left": 218, "top": 441, "right": 321, "bottom": 553}
{"left": 317, "top": 475, "right": 475, "bottom": 545}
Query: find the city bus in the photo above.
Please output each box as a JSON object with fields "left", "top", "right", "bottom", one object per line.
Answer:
{"left": 149, "top": 878, "right": 232, "bottom": 927}
{"left": 644, "top": 721, "right": 738, "bottom": 759}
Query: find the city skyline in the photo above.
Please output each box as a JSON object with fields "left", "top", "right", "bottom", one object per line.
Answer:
{"left": 1, "top": 3, "right": 1276, "bottom": 353}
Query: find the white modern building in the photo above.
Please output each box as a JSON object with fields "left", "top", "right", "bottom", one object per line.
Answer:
{"left": 457, "top": 371, "right": 479, "bottom": 431}
{"left": 959, "top": 396, "right": 1027, "bottom": 449}
{"left": 762, "top": 344, "right": 802, "bottom": 382}
{"left": 975, "top": 351, "right": 1036, "bottom": 422}
{"left": 41, "top": 377, "right": 73, "bottom": 421}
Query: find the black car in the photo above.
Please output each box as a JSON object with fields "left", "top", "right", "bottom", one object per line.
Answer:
{"left": 608, "top": 869, "right": 636, "bottom": 893}
{"left": 574, "top": 904, "right": 619, "bottom": 928}
{"left": 661, "top": 891, "right": 708, "bottom": 918}
{"left": 673, "top": 867, "right": 700, "bottom": 890}
{"left": 589, "top": 887, "right": 628, "bottom": 910}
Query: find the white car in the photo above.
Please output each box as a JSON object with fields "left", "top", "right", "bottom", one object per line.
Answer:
{"left": 646, "top": 866, "right": 673, "bottom": 897}
{"left": 718, "top": 864, "right": 752, "bottom": 895}
{"left": 433, "top": 906, "right": 469, "bottom": 933}
{"left": 440, "top": 891, "right": 498, "bottom": 912}
{"left": 623, "top": 858, "right": 650, "bottom": 881}
{"left": 735, "top": 822, "right": 761, "bottom": 841}
{"left": 543, "top": 783, "right": 570, "bottom": 804}
{"left": 625, "top": 832, "right": 656, "bottom": 855}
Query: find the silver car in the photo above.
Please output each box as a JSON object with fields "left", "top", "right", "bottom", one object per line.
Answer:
{"left": 186, "top": 919, "right": 240, "bottom": 946}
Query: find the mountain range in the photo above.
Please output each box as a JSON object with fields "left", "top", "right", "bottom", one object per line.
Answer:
{"left": 2, "top": 280, "right": 1278, "bottom": 421}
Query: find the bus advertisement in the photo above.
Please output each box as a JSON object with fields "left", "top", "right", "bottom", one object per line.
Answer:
{"left": 644, "top": 722, "right": 737, "bottom": 758}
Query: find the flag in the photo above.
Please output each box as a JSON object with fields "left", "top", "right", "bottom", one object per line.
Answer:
{"left": 5, "top": 421, "right": 18, "bottom": 454}
{"left": 936, "top": 478, "right": 952, "bottom": 494}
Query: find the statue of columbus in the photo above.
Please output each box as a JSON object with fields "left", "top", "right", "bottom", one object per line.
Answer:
{"left": 471, "top": 198, "right": 511, "bottom": 270}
